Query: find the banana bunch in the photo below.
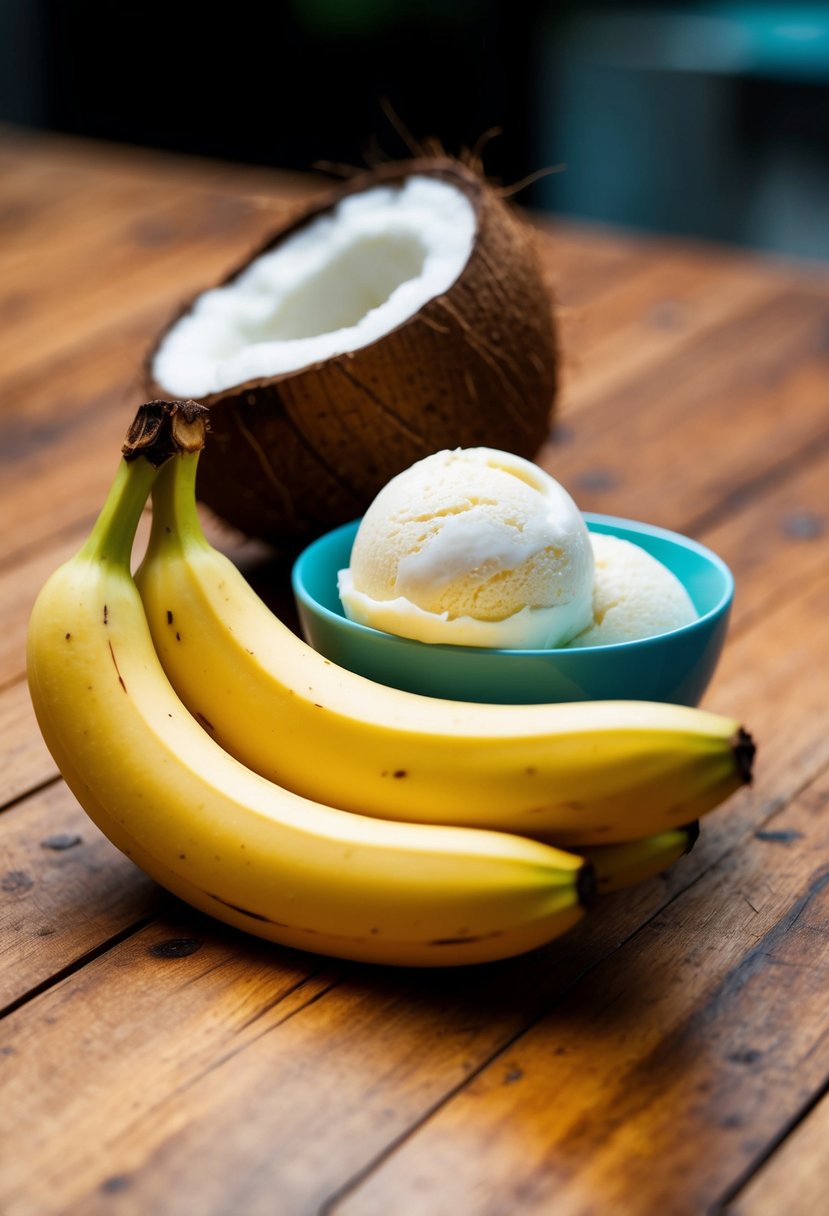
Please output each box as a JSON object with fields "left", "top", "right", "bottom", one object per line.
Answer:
{"left": 27, "top": 402, "right": 753, "bottom": 966}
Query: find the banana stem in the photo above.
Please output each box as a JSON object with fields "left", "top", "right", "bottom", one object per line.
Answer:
{"left": 76, "top": 457, "right": 159, "bottom": 569}
{"left": 77, "top": 400, "right": 209, "bottom": 569}
{"left": 149, "top": 451, "right": 209, "bottom": 552}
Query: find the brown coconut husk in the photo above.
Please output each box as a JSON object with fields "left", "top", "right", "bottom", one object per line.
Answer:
{"left": 146, "top": 157, "right": 558, "bottom": 548}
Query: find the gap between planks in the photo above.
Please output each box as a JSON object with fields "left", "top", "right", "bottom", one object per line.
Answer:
{"left": 721, "top": 1075, "right": 829, "bottom": 1214}
{"left": 716, "top": 1064, "right": 829, "bottom": 1212}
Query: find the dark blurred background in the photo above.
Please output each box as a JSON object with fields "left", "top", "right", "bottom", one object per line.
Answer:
{"left": 2, "top": 0, "right": 828, "bottom": 258}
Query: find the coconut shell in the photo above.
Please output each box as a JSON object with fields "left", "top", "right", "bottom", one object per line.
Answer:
{"left": 146, "top": 157, "right": 558, "bottom": 549}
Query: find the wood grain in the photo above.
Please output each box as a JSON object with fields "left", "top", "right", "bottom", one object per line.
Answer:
{"left": 542, "top": 290, "right": 829, "bottom": 530}
{"left": 1, "top": 563, "right": 827, "bottom": 1213}
{"left": 332, "top": 763, "right": 829, "bottom": 1216}
{"left": 558, "top": 254, "right": 784, "bottom": 416}
{"left": 0, "top": 916, "right": 331, "bottom": 1215}
{"left": 3, "top": 128, "right": 829, "bottom": 1216}
{"left": 0, "top": 678, "right": 57, "bottom": 806}
{"left": 726, "top": 1090, "right": 829, "bottom": 1213}
{"left": 0, "top": 780, "right": 162, "bottom": 1011}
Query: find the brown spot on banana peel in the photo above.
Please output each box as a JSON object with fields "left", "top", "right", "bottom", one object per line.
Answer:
{"left": 108, "top": 641, "right": 127, "bottom": 693}
{"left": 207, "top": 893, "right": 289, "bottom": 925}
{"left": 204, "top": 897, "right": 369, "bottom": 944}
{"left": 527, "top": 802, "right": 589, "bottom": 817}
{"left": 429, "top": 931, "right": 504, "bottom": 946}
{"left": 204, "top": 896, "right": 457, "bottom": 951}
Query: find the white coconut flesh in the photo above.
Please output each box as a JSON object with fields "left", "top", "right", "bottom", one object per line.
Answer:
{"left": 152, "top": 176, "right": 477, "bottom": 399}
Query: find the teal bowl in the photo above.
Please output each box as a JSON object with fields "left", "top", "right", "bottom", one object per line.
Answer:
{"left": 291, "top": 514, "right": 734, "bottom": 706}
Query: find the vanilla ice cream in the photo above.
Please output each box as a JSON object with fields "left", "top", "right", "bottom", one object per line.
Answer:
{"left": 567, "top": 533, "right": 697, "bottom": 648}
{"left": 338, "top": 448, "right": 594, "bottom": 648}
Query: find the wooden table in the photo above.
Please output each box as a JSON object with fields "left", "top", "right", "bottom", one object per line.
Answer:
{"left": 2, "top": 127, "right": 828, "bottom": 1216}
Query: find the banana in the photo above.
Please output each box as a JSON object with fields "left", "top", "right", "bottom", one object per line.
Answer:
{"left": 581, "top": 823, "right": 699, "bottom": 894}
{"left": 135, "top": 445, "right": 753, "bottom": 846}
{"left": 27, "top": 403, "right": 593, "bottom": 967}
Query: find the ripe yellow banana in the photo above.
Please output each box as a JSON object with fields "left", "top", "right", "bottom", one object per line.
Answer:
{"left": 27, "top": 404, "right": 592, "bottom": 967}
{"left": 581, "top": 823, "right": 699, "bottom": 895}
{"left": 135, "top": 447, "right": 753, "bottom": 846}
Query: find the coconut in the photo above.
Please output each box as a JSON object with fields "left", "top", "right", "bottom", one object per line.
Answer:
{"left": 146, "top": 157, "right": 558, "bottom": 547}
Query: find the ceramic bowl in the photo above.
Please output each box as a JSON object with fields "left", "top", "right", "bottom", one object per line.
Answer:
{"left": 291, "top": 513, "right": 734, "bottom": 705}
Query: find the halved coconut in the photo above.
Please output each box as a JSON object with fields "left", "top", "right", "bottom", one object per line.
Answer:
{"left": 147, "top": 157, "right": 559, "bottom": 546}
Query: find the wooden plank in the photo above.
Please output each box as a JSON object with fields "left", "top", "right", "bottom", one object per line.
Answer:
{"left": 0, "top": 310, "right": 257, "bottom": 567}
{"left": 0, "top": 916, "right": 332, "bottom": 1216}
{"left": 0, "top": 129, "right": 315, "bottom": 272}
{"left": 0, "top": 138, "right": 318, "bottom": 488}
{"left": 558, "top": 258, "right": 787, "bottom": 417}
{"left": 1, "top": 566, "right": 827, "bottom": 1215}
{"left": 536, "top": 222, "right": 706, "bottom": 311}
{"left": 331, "top": 762, "right": 829, "bottom": 1216}
{"left": 0, "top": 815, "right": 719, "bottom": 1216}
{"left": 0, "top": 344, "right": 143, "bottom": 499}
{"left": 0, "top": 537, "right": 83, "bottom": 688}
{"left": 725, "top": 1091, "right": 829, "bottom": 1213}
{"left": 2, "top": 940, "right": 523, "bottom": 1215}
{"left": 0, "top": 780, "right": 162, "bottom": 1010}
{"left": 696, "top": 569, "right": 829, "bottom": 853}
{"left": 539, "top": 289, "right": 829, "bottom": 530}
{"left": 4, "top": 132, "right": 829, "bottom": 1216}
{"left": 0, "top": 679, "right": 57, "bottom": 807}
{"left": 700, "top": 441, "right": 829, "bottom": 637}
{"left": 0, "top": 126, "right": 324, "bottom": 206}
{"left": 0, "top": 191, "right": 301, "bottom": 402}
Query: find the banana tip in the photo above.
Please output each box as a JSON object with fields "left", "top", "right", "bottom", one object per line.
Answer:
{"left": 577, "top": 860, "right": 598, "bottom": 909}
{"left": 732, "top": 727, "right": 756, "bottom": 785}
{"left": 683, "top": 821, "right": 701, "bottom": 854}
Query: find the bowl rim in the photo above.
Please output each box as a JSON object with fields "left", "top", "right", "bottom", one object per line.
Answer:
{"left": 291, "top": 511, "right": 735, "bottom": 656}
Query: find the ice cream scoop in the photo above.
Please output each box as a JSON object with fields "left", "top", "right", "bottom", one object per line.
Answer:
{"left": 338, "top": 448, "right": 594, "bottom": 648}
{"left": 567, "top": 533, "right": 698, "bottom": 648}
